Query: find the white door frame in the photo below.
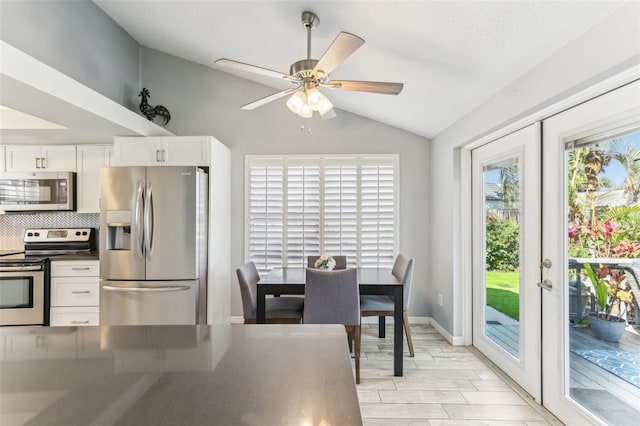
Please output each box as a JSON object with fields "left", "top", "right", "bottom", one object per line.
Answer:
{"left": 459, "top": 66, "right": 640, "bottom": 346}
{"left": 541, "top": 80, "right": 640, "bottom": 425}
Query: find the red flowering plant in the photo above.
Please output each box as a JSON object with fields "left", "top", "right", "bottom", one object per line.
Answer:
{"left": 583, "top": 263, "right": 634, "bottom": 322}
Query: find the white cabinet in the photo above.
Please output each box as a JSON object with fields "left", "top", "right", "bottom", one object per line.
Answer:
{"left": 76, "top": 144, "right": 112, "bottom": 213}
{"left": 112, "top": 136, "right": 210, "bottom": 166}
{"left": 50, "top": 260, "right": 100, "bottom": 327}
{"left": 1, "top": 331, "right": 77, "bottom": 361}
{"left": 0, "top": 145, "right": 5, "bottom": 172}
{"left": 5, "top": 145, "right": 76, "bottom": 172}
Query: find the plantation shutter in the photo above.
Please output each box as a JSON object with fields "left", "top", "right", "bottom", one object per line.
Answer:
{"left": 323, "top": 160, "right": 358, "bottom": 267}
{"left": 360, "top": 158, "right": 396, "bottom": 268}
{"left": 285, "top": 160, "right": 321, "bottom": 267}
{"left": 246, "top": 155, "right": 398, "bottom": 271}
{"left": 247, "top": 160, "right": 283, "bottom": 271}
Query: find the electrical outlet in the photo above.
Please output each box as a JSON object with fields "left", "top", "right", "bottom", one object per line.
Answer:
{"left": 438, "top": 293, "right": 443, "bottom": 306}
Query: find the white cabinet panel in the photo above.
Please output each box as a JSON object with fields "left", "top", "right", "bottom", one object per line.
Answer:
{"left": 5, "top": 145, "right": 76, "bottom": 172}
{"left": 112, "top": 136, "right": 210, "bottom": 167}
{"left": 112, "top": 137, "right": 162, "bottom": 166}
{"left": 77, "top": 145, "right": 112, "bottom": 213}
{"left": 0, "top": 145, "right": 6, "bottom": 172}
{"left": 50, "top": 260, "right": 100, "bottom": 327}
{"left": 51, "top": 260, "right": 99, "bottom": 277}
{"left": 50, "top": 307, "right": 99, "bottom": 327}
{"left": 51, "top": 277, "right": 99, "bottom": 306}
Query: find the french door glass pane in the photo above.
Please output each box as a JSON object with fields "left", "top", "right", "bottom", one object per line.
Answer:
{"left": 566, "top": 130, "right": 640, "bottom": 423}
{"left": 483, "top": 158, "right": 521, "bottom": 358}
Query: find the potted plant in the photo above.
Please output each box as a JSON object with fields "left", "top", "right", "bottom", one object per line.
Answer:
{"left": 583, "top": 263, "right": 632, "bottom": 342}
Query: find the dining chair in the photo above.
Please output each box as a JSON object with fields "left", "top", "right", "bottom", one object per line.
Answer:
{"left": 236, "top": 261, "right": 304, "bottom": 324}
{"left": 360, "top": 254, "right": 415, "bottom": 357}
{"left": 304, "top": 267, "right": 361, "bottom": 384}
{"left": 307, "top": 255, "right": 348, "bottom": 269}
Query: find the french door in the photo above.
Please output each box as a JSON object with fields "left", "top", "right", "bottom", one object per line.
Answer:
{"left": 471, "top": 123, "right": 542, "bottom": 400}
{"left": 541, "top": 80, "right": 640, "bottom": 424}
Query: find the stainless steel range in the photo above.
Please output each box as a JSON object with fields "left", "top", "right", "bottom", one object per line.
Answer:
{"left": 0, "top": 228, "right": 95, "bottom": 326}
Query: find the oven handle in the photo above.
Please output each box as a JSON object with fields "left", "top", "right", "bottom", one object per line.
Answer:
{"left": 103, "top": 285, "right": 190, "bottom": 293}
{"left": 0, "top": 265, "right": 43, "bottom": 272}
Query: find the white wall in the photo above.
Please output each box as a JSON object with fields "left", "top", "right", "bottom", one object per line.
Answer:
{"left": 0, "top": 0, "right": 140, "bottom": 109}
{"left": 140, "top": 48, "right": 431, "bottom": 318}
{"left": 430, "top": 2, "right": 640, "bottom": 336}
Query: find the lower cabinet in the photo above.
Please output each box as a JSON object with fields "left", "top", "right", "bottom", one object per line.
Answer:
{"left": 50, "top": 260, "right": 100, "bottom": 326}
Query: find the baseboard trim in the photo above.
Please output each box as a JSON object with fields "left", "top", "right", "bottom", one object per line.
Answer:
{"left": 429, "top": 317, "right": 464, "bottom": 346}
{"left": 230, "top": 315, "right": 244, "bottom": 324}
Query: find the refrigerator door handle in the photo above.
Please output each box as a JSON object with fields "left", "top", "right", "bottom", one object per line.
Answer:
{"left": 144, "top": 183, "right": 155, "bottom": 260}
{"left": 103, "top": 285, "right": 191, "bottom": 293}
{"left": 135, "top": 181, "right": 145, "bottom": 260}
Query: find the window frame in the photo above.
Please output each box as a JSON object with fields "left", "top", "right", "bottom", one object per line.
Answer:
{"left": 245, "top": 154, "right": 400, "bottom": 271}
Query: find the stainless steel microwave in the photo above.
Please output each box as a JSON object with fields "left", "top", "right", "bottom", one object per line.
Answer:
{"left": 0, "top": 172, "right": 75, "bottom": 212}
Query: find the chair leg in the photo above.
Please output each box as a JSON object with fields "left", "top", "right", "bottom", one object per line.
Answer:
{"left": 403, "top": 311, "right": 415, "bottom": 357}
{"left": 347, "top": 330, "right": 353, "bottom": 353}
{"left": 354, "top": 325, "right": 361, "bottom": 384}
{"left": 378, "top": 315, "right": 385, "bottom": 338}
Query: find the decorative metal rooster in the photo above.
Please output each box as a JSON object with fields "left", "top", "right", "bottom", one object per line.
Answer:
{"left": 138, "top": 88, "right": 171, "bottom": 126}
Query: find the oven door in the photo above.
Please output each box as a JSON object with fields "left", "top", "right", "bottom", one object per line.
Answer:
{"left": 0, "top": 267, "right": 45, "bottom": 326}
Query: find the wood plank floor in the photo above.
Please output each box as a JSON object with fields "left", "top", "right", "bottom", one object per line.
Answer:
{"left": 357, "top": 324, "right": 561, "bottom": 425}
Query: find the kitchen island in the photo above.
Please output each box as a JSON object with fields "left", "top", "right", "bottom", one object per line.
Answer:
{"left": 0, "top": 324, "right": 362, "bottom": 425}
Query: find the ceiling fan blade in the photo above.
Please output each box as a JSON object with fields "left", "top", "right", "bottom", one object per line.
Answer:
{"left": 240, "top": 87, "right": 299, "bottom": 110}
{"left": 324, "top": 80, "right": 404, "bottom": 95}
{"left": 312, "top": 32, "right": 364, "bottom": 78}
{"left": 215, "top": 58, "right": 295, "bottom": 82}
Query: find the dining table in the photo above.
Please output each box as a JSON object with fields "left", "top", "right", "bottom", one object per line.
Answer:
{"left": 257, "top": 267, "right": 405, "bottom": 376}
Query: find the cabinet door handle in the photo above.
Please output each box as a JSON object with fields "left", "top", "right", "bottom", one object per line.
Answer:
{"left": 71, "top": 290, "right": 91, "bottom": 294}
{"left": 35, "top": 157, "right": 41, "bottom": 169}
{"left": 71, "top": 320, "right": 90, "bottom": 325}
{"left": 156, "top": 149, "right": 161, "bottom": 162}
{"left": 41, "top": 157, "right": 47, "bottom": 169}
{"left": 71, "top": 267, "right": 91, "bottom": 271}
{"left": 162, "top": 149, "right": 167, "bottom": 162}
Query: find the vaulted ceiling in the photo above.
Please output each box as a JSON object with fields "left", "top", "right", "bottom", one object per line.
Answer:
{"left": 94, "top": 1, "right": 627, "bottom": 138}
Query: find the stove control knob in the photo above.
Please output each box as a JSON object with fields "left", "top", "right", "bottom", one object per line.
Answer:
{"left": 82, "top": 231, "right": 88, "bottom": 236}
{"left": 34, "top": 232, "right": 40, "bottom": 237}
{"left": 75, "top": 231, "right": 81, "bottom": 236}
{"left": 27, "top": 232, "right": 33, "bottom": 237}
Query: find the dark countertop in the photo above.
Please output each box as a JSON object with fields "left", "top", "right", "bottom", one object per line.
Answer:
{"left": 0, "top": 324, "right": 362, "bottom": 425}
{"left": 49, "top": 250, "right": 100, "bottom": 261}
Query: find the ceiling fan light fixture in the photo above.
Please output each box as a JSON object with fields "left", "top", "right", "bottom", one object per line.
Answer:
{"left": 317, "top": 96, "right": 333, "bottom": 115}
{"left": 286, "top": 91, "right": 307, "bottom": 114}
{"left": 298, "top": 102, "right": 313, "bottom": 118}
{"left": 306, "top": 88, "right": 325, "bottom": 110}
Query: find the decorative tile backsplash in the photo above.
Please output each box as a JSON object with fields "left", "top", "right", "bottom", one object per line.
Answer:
{"left": 0, "top": 212, "right": 100, "bottom": 250}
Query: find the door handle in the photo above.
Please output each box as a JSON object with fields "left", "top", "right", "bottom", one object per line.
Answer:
{"left": 41, "top": 157, "right": 47, "bottom": 169}
{"left": 144, "top": 183, "right": 154, "bottom": 260}
{"left": 70, "top": 320, "right": 90, "bottom": 324}
{"left": 135, "top": 181, "right": 144, "bottom": 260}
{"left": 35, "top": 157, "right": 41, "bottom": 169}
{"left": 103, "top": 285, "right": 190, "bottom": 293}
{"left": 156, "top": 149, "right": 161, "bottom": 162}
{"left": 161, "top": 149, "right": 166, "bottom": 162}
{"left": 71, "top": 267, "right": 91, "bottom": 271}
{"left": 71, "top": 290, "right": 91, "bottom": 294}
{"left": 537, "top": 279, "right": 553, "bottom": 291}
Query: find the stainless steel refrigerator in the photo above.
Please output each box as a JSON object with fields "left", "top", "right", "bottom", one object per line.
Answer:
{"left": 99, "top": 166, "right": 208, "bottom": 325}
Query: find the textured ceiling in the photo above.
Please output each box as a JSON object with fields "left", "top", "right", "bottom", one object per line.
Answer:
{"left": 94, "top": 1, "right": 627, "bottom": 138}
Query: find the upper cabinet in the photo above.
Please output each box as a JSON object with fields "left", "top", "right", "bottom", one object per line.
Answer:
{"left": 76, "top": 145, "right": 112, "bottom": 213}
{"left": 0, "top": 146, "right": 5, "bottom": 172}
{"left": 112, "top": 136, "right": 210, "bottom": 167}
{"left": 5, "top": 145, "right": 76, "bottom": 172}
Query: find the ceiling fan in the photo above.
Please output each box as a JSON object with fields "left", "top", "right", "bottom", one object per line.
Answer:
{"left": 215, "top": 11, "right": 404, "bottom": 119}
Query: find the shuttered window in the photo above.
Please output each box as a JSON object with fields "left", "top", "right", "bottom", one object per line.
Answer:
{"left": 246, "top": 155, "right": 398, "bottom": 272}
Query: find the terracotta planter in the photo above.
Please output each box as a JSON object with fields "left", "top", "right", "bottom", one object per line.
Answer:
{"left": 588, "top": 313, "right": 626, "bottom": 342}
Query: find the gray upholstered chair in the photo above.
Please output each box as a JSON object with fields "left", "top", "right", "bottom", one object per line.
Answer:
{"left": 360, "top": 254, "right": 415, "bottom": 357}
{"left": 236, "top": 261, "right": 303, "bottom": 324}
{"left": 307, "top": 255, "right": 348, "bottom": 269}
{"left": 304, "top": 267, "right": 361, "bottom": 384}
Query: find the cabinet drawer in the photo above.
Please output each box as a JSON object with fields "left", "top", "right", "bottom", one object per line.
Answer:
{"left": 51, "top": 261, "right": 99, "bottom": 277}
{"left": 51, "top": 278, "right": 99, "bottom": 306}
{"left": 50, "top": 307, "right": 99, "bottom": 327}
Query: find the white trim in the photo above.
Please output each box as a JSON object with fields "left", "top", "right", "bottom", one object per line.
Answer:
{"left": 230, "top": 316, "right": 244, "bottom": 324}
{"left": 457, "top": 68, "right": 640, "bottom": 344}
{"left": 429, "top": 317, "right": 465, "bottom": 346}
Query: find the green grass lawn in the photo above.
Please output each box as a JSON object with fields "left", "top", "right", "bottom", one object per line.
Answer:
{"left": 485, "top": 271, "right": 520, "bottom": 321}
